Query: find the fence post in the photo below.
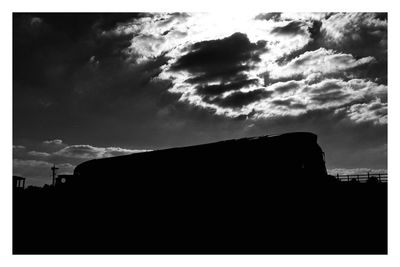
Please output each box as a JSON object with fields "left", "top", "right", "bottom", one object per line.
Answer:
{"left": 357, "top": 175, "right": 359, "bottom": 182}
{"left": 337, "top": 173, "right": 339, "bottom": 181}
{"left": 347, "top": 175, "right": 350, "bottom": 182}
{"left": 378, "top": 174, "right": 381, "bottom": 182}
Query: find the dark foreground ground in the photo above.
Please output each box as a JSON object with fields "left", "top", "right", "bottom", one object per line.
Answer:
{"left": 13, "top": 180, "right": 387, "bottom": 254}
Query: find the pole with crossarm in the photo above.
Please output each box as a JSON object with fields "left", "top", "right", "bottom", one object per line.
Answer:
{"left": 51, "top": 164, "right": 59, "bottom": 186}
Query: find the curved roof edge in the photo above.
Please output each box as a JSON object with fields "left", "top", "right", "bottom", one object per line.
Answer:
{"left": 74, "top": 132, "right": 319, "bottom": 174}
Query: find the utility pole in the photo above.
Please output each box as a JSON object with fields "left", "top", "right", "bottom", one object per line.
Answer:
{"left": 51, "top": 164, "right": 59, "bottom": 186}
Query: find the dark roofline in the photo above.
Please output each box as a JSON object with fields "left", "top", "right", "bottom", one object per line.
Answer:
{"left": 74, "top": 132, "right": 319, "bottom": 173}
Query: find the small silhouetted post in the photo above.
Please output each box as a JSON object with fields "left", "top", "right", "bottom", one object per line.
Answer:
{"left": 357, "top": 175, "right": 359, "bottom": 182}
{"left": 347, "top": 175, "right": 350, "bottom": 182}
{"left": 336, "top": 173, "right": 339, "bottom": 181}
{"left": 51, "top": 164, "right": 59, "bottom": 186}
{"left": 378, "top": 174, "right": 381, "bottom": 182}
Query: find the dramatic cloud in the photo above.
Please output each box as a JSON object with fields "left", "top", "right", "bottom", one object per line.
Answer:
{"left": 108, "top": 13, "right": 385, "bottom": 122}
{"left": 321, "top": 13, "right": 387, "bottom": 60}
{"left": 280, "top": 12, "right": 331, "bottom": 21}
{"left": 208, "top": 89, "right": 273, "bottom": 108}
{"left": 27, "top": 151, "right": 51, "bottom": 157}
{"left": 54, "top": 145, "right": 148, "bottom": 159}
{"left": 13, "top": 13, "right": 387, "bottom": 185}
{"left": 339, "top": 98, "right": 387, "bottom": 125}
{"left": 255, "top": 13, "right": 282, "bottom": 22}
{"left": 271, "top": 21, "right": 308, "bottom": 36}
{"left": 273, "top": 81, "right": 300, "bottom": 94}
{"left": 170, "top": 32, "right": 267, "bottom": 83}
{"left": 195, "top": 78, "right": 259, "bottom": 96}
{"left": 43, "top": 139, "right": 63, "bottom": 145}
{"left": 269, "top": 48, "right": 376, "bottom": 80}
{"left": 14, "top": 13, "right": 386, "bottom": 124}
{"left": 163, "top": 32, "right": 270, "bottom": 112}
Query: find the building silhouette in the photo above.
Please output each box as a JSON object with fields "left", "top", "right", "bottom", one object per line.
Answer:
{"left": 12, "top": 132, "right": 387, "bottom": 254}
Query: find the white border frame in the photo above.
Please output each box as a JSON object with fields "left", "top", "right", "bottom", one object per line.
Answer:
{"left": 2, "top": 1, "right": 399, "bottom": 266}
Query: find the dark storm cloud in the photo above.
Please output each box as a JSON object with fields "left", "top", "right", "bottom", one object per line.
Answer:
{"left": 167, "top": 32, "right": 271, "bottom": 112}
{"left": 276, "top": 13, "right": 387, "bottom": 84}
{"left": 195, "top": 77, "right": 259, "bottom": 96}
{"left": 208, "top": 89, "right": 273, "bottom": 108}
{"left": 368, "top": 101, "right": 386, "bottom": 111}
{"left": 348, "top": 58, "right": 387, "bottom": 85}
{"left": 309, "top": 81, "right": 342, "bottom": 93}
{"left": 254, "top": 13, "right": 282, "bottom": 21}
{"left": 272, "top": 99, "right": 292, "bottom": 106}
{"left": 156, "top": 12, "right": 190, "bottom": 27}
{"left": 278, "top": 13, "right": 387, "bottom": 61}
{"left": 345, "top": 99, "right": 387, "bottom": 125}
{"left": 171, "top": 32, "right": 267, "bottom": 83}
{"left": 323, "top": 13, "right": 387, "bottom": 61}
{"left": 275, "top": 20, "right": 323, "bottom": 65}
{"left": 272, "top": 99, "right": 306, "bottom": 109}
{"left": 265, "top": 73, "right": 305, "bottom": 86}
{"left": 13, "top": 13, "right": 387, "bottom": 186}
{"left": 273, "top": 81, "right": 300, "bottom": 94}
{"left": 272, "top": 48, "right": 377, "bottom": 90}
{"left": 311, "top": 90, "right": 350, "bottom": 104}
{"left": 14, "top": 13, "right": 257, "bottom": 153}
{"left": 271, "top": 21, "right": 307, "bottom": 36}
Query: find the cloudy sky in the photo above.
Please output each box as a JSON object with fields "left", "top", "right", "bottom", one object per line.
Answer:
{"left": 13, "top": 12, "right": 387, "bottom": 186}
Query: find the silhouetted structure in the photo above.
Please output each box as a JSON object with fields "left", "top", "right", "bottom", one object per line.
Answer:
{"left": 55, "top": 174, "right": 75, "bottom": 188}
{"left": 74, "top": 132, "right": 328, "bottom": 190}
{"left": 13, "top": 132, "right": 387, "bottom": 254}
{"left": 336, "top": 173, "right": 387, "bottom": 183}
{"left": 51, "top": 164, "right": 59, "bottom": 186}
{"left": 13, "top": 176, "right": 26, "bottom": 190}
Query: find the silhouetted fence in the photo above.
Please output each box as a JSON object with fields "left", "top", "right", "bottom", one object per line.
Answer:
{"left": 335, "top": 173, "right": 387, "bottom": 183}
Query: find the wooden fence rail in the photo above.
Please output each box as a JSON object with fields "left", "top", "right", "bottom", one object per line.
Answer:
{"left": 335, "top": 173, "right": 387, "bottom": 183}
